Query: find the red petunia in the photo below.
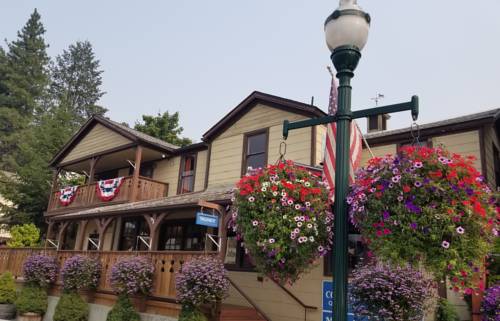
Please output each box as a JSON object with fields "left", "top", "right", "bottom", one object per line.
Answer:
{"left": 403, "top": 185, "right": 411, "bottom": 193}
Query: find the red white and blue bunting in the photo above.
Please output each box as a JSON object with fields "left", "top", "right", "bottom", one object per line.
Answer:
{"left": 59, "top": 186, "right": 79, "bottom": 206}
{"left": 96, "top": 177, "right": 124, "bottom": 201}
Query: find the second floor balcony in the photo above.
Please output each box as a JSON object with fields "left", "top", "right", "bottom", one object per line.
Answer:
{"left": 47, "top": 175, "right": 169, "bottom": 213}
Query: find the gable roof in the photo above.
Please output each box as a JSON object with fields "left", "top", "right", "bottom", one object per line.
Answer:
{"left": 49, "top": 115, "right": 180, "bottom": 167}
{"left": 202, "top": 91, "right": 327, "bottom": 141}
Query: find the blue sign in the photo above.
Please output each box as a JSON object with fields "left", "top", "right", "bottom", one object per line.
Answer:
{"left": 196, "top": 212, "right": 219, "bottom": 228}
{"left": 323, "top": 281, "right": 364, "bottom": 321}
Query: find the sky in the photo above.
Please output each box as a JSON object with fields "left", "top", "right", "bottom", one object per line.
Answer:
{"left": 1, "top": 1, "right": 499, "bottom": 142}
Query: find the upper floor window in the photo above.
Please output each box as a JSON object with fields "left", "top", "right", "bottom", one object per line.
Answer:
{"left": 178, "top": 155, "right": 196, "bottom": 194}
{"left": 242, "top": 130, "right": 268, "bottom": 174}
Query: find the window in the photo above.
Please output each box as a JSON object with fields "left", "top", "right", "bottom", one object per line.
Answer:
{"left": 119, "top": 217, "right": 149, "bottom": 251}
{"left": 178, "top": 155, "right": 196, "bottom": 194}
{"left": 324, "top": 223, "right": 367, "bottom": 276}
{"left": 158, "top": 220, "right": 209, "bottom": 251}
{"left": 243, "top": 130, "right": 268, "bottom": 174}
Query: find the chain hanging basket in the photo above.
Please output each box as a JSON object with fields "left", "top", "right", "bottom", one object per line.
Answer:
{"left": 348, "top": 146, "right": 499, "bottom": 293}
{"left": 230, "top": 160, "right": 333, "bottom": 284}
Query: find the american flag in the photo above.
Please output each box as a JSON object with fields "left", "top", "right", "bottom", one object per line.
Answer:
{"left": 322, "top": 74, "right": 363, "bottom": 200}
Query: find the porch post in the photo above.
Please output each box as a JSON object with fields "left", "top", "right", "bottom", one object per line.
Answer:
{"left": 144, "top": 213, "right": 168, "bottom": 251}
{"left": 56, "top": 221, "right": 70, "bottom": 250}
{"left": 95, "top": 217, "right": 114, "bottom": 251}
{"left": 74, "top": 220, "right": 89, "bottom": 250}
{"left": 45, "top": 220, "right": 54, "bottom": 248}
{"left": 47, "top": 168, "right": 61, "bottom": 211}
{"left": 218, "top": 210, "right": 228, "bottom": 260}
{"left": 130, "top": 145, "right": 143, "bottom": 202}
{"left": 88, "top": 156, "right": 100, "bottom": 184}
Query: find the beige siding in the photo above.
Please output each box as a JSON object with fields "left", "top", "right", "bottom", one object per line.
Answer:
{"left": 61, "top": 124, "right": 132, "bottom": 163}
{"left": 225, "top": 263, "right": 325, "bottom": 321}
{"left": 432, "top": 130, "right": 481, "bottom": 171}
{"left": 208, "top": 104, "right": 313, "bottom": 187}
{"left": 315, "top": 125, "right": 327, "bottom": 166}
{"left": 483, "top": 125, "right": 500, "bottom": 189}
{"left": 360, "top": 144, "right": 397, "bottom": 166}
{"left": 194, "top": 150, "right": 208, "bottom": 192}
{"left": 154, "top": 156, "right": 181, "bottom": 196}
{"left": 217, "top": 104, "right": 309, "bottom": 140}
{"left": 117, "top": 168, "right": 130, "bottom": 177}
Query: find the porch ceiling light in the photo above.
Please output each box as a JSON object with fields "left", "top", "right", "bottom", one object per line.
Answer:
{"left": 324, "top": 0, "right": 371, "bottom": 52}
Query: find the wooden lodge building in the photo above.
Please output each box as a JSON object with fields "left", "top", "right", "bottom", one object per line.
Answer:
{"left": 0, "top": 91, "right": 499, "bottom": 321}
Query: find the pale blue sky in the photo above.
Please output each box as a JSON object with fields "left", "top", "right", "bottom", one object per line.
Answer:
{"left": 1, "top": 1, "right": 499, "bottom": 142}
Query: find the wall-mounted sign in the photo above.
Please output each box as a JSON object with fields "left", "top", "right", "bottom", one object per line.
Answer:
{"left": 196, "top": 212, "right": 219, "bottom": 228}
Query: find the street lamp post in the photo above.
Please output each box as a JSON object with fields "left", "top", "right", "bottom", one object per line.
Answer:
{"left": 282, "top": 1, "right": 419, "bottom": 320}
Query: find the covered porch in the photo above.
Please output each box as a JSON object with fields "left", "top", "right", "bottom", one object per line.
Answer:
{"left": 45, "top": 186, "right": 233, "bottom": 254}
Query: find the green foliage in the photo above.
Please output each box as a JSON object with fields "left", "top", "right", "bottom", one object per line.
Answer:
{"left": 435, "top": 298, "right": 460, "bottom": 321}
{"left": 7, "top": 223, "right": 40, "bottom": 247}
{"left": 0, "top": 9, "right": 49, "bottom": 169}
{"left": 0, "top": 10, "right": 107, "bottom": 228}
{"left": 0, "top": 272, "right": 16, "bottom": 304}
{"left": 15, "top": 285, "right": 47, "bottom": 315}
{"left": 179, "top": 305, "right": 208, "bottom": 321}
{"left": 134, "top": 111, "right": 192, "bottom": 147}
{"left": 106, "top": 295, "right": 140, "bottom": 321}
{"left": 53, "top": 292, "right": 89, "bottom": 321}
{"left": 50, "top": 40, "right": 107, "bottom": 127}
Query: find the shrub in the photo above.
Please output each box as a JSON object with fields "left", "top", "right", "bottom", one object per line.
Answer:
{"left": 61, "top": 255, "right": 101, "bottom": 291}
{"left": 54, "top": 292, "right": 89, "bottom": 321}
{"left": 350, "top": 263, "right": 435, "bottom": 321}
{"left": 481, "top": 284, "right": 499, "bottom": 321}
{"left": 231, "top": 161, "right": 332, "bottom": 284}
{"left": 106, "top": 295, "right": 140, "bottom": 321}
{"left": 436, "top": 298, "right": 459, "bottom": 321}
{"left": 15, "top": 285, "right": 47, "bottom": 315}
{"left": 348, "top": 146, "right": 499, "bottom": 293}
{"left": 179, "top": 305, "right": 208, "bottom": 321}
{"left": 23, "top": 254, "right": 58, "bottom": 287}
{"left": 7, "top": 224, "right": 40, "bottom": 248}
{"left": 110, "top": 256, "right": 154, "bottom": 296}
{"left": 0, "top": 272, "right": 16, "bottom": 304}
{"left": 176, "top": 256, "right": 229, "bottom": 307}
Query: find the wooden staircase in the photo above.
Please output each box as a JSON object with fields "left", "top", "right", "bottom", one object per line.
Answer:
{"left": 220, "top": 305, "right": 267, "bottom": 321}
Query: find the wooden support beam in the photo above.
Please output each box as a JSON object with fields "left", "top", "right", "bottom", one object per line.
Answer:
{"left": 56, "top": 221, "right": 70, "bottom": 250}
{"left": 130, "top": 146, "right": 143, "bottom": 202}
{"left": 88, "top": 156, "right": 101, "bottom": 184}
{"left": 74, "top": 220, "right": 89, "bottom": 250}
{"left": 45, "top": 220, "right": 54, "bottom": 248}
{"left": 144, "top": 213, "right": 168, "bottom": 251}
{"left": 95, "top": 217, "right": 114, "bottom": 251}
{"left": 197, "top": 200, "right": 224, "bottom": 214}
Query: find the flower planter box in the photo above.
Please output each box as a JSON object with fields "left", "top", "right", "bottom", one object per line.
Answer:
{"left": 0, "top": 303, "right": 15, "bottom": 319}
{"left": 17, "top": 312, "right": 42, "bottom": 321}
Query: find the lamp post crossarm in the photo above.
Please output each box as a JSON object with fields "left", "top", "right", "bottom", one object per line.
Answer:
{"left": 282, "top": 95, "right": 419, "bottom": 139}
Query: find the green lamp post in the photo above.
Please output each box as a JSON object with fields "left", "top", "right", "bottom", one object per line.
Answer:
{"left": 282, "top": 1, "right": 419, "bottom": 320}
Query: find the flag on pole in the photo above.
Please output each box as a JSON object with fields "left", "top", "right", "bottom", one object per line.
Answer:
{"left": 322, "top": 74, "right": 363, "bottom": 200}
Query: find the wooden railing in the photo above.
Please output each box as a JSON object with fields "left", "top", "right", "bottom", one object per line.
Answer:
{"left": 0, "top": 248, "right": 211, "bottom": 299}
{"left": 47, "top": 176, "right": 169, "bottom": 212}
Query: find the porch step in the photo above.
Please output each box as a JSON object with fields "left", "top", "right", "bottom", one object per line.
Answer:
{"left": 221, "top": 305, "right": 266, "bottom": 321}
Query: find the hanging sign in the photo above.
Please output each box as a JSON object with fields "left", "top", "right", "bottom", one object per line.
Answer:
{"left": 196, "top": 212, "right": 219, "bottom": 228}
{"left": 96, "top": 177, "right": 124, "bottom": 201}
{"left": 59, "top": 186, "right": 79, "bottom": 206}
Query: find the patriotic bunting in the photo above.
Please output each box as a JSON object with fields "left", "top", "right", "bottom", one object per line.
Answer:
{"left": 96, "top": 177, "right": 124, "bottom": 201}
{"left": 59, "top": 186, "right": 79, "bottom": 206}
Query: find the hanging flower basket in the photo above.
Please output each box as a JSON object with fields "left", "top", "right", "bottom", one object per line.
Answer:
{"left": 348, "top": 146, "right": 499, "bottom": 293}
{"left": 58, "top": 186, "right": 78, "bottom": 206}
{"left": 230, "top": 161, "right": 333, "bottom": 284}
{"left": 96, "top": 177, "right": 124, "bottom": 201}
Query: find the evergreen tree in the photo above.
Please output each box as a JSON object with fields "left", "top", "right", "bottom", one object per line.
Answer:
{"left": 0, "top": 9, "right": 50, "bottom": 169}
{"left": 50, "top": 40, "right": 107, "bottom": 128}
{"left": 134, "top": 111, "right": 192, "bottom": 147}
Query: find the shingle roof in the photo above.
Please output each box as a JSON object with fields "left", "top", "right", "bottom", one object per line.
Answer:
{"left": 365, "top": 108, "right": 500, "bottom": 141}
{"left": 51, "top": 184, "right": 234, "bottom": 220}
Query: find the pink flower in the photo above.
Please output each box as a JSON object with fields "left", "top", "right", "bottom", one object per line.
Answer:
{"left": 248, "top": 196, "right": 255, "bottom": 202}
{"left": 441, "top": 241, "right": 450, "bottom": 249}
{"left": 456, "top": 226, "right": 465, "bottom": 234}
{"left": 252, "top": 220, "right": 259, "bottom": 226}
